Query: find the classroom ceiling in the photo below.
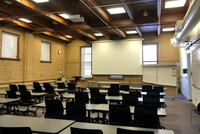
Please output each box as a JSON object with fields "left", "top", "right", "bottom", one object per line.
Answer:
{"left": 0, "top": 0, "right": 189, "bottom": 42}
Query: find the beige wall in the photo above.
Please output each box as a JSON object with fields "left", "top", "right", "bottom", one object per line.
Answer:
{"left": 0, "top": 27, "right": 66, "bottom": 88}
{"left": 65, "top": 32, "right": 180, "bottom": 83}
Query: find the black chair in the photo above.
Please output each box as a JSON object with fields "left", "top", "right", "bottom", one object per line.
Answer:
{"left": 120, "top": 85, "right": 130, "bottom": 91}
{"left": 122, "top": 94, "right": 139, "bottom": 106}
{"left": 0, "top": 127, "right": 32, "bottom": 134}
{"left": 109, "top": 104, "right": 133, "bottom": 126}
{"left": 142, "top": 85, "right": 152, "bottom": 91}
{"left": 18, "top": 84, "right": 28, "bottom": 92}
{"left": 6, "top": 90, "right": 20, "bottom": 114}
{"left": 9, "top": 84, "right": 18, "bottom": 92}
{"left": 70, "top": 127, "right": 103, "bottom": 134}
{"left": 134, "top": 105, "right": 162, "bottom": 129}
{"left": 44, "top": 85, "right": 57, "bottom": 99}
{"left": 75, "top": 92, "right": 89, "bottom": 103}
{"left": 45, "top": 99, "right": 65, "bottom": 119}
{"left": 108, "top": 88, "right": 120, "bottom": 96}
{"left": 153, "top": 86, "right": 164, "bottom": 92}
{"left": 117, "top": 128, "right": 154, "bottom": 134}
{"left": 89, "top": 87, "right": 100, "bottom": 95}
{"left": 19, "top": 90, "right": 36, "bottom": 116}
{"left": 33, "top": 82, "right": 43, "bottom": 92}
{"left": 110, "top": 84, "right": 120, "bottom": 89}
{"left": 66, "top": 102, "right": 87, "bottom": 122}
{"left": 57, "top": 82, "right": 67, "bottom": 89}
{"left": 143, "top": 96, "right": 161, "bottom": 108}
{"left": 43, "top": 82, "right": 51, "bottom": 88}
{"left": 68, "top": 82, "right": 78, "bottom": 93}
{"left": 129, "top": 92, "right": 141, "bottom": 97}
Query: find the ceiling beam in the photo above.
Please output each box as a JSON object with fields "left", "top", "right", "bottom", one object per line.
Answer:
{"left": 157, "top": 0, "right": 161, "bottom": 36}
{"left": 77, "top": 30, "right": 97, "bottom": 40}
{"left": 43, "top": 32, "right": 71, "bottom": 42}
{"left": 15, "top": 0, "right": 70, "bottom": 27}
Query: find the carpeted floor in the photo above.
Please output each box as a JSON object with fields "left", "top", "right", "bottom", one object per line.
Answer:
{"left": 161, "top": 95, "right": 200, "bottom": 134}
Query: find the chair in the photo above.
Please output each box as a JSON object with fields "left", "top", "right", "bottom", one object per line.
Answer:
{"left": 153, "top": 86, "right": 164, "bottom": 92}
{"left": 68, "top": 82, "right": 78, "bottom": 93}
{"left": 108, "top": 88, "right": 120, "bottom": 96}
{"left": 9, "top": 84, "right": 18, "bottom": 92}
{"left": 143, "top": 96, "right": 161, "bottom": 108}
{"left": 117, "top": 128, "right": 154, "bottom": 134}
{"left": 18, "top": 84, "right": 28, "bottom": 92}
{"left": 19, "top": 90, "right": 36, "bottom": 116}
{"left": 134, "top": 105, "right": 161, "bottom": 128}
{"left": 110, "top": 84, "right": 120, "bottom": 89}
{"left": 66, "top": 102, "right": 87, "bottom": 122}
{"left": 0, "top": 127, "right": 32, "bottom": 134}
{"left": 43, "top": 85, "right": 57, "bottom": 99}
{"left": 75, "top": 92, "right": 89, "bottom": 103}
{"left": 43, "top": 82, "right": 51, "bottom": 88}
{"left": 142, "top": 85, "right": 152, "bottom": 91}
{"left": 6, "top": 90, "right": 20, "bottom": 114}
{"left": 109, "top": 104, "right": 133, "bottom": 126}
{"left": 89, "top": 87, "right": 100, "bottom": 95}
{"left": 129, "top": 92, "right": 141, "bottom": 97}
{"left": 57, "top": 82, "right": 67, "bottom": 89}
{"left": 33, "top": 82, "right": 43, "bottom": 92}
{"left": 120, "top": 85, "right": 130, "bottom": 91}
{"left": 45, "top": 99, "right": 65, "bottom": 119}
{"left": 70, "top": 127, "right": 103, "bottom": 134}
{"left": 122, "top": 94, "right": 139, "bottom": 106}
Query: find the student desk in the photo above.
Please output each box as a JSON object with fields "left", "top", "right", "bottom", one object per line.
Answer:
{"left": 60, "top": 122, "right": 174, "bottom": 134}
{"left": 0, "top": 115, "right": 75, "bottom": 134}
{"left": 0, "top": 98, "right": 20, "bottom": 113}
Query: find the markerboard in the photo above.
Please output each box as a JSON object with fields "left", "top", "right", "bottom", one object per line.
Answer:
{"left": 192, "top": 47, "right": 200, "bottom": 90}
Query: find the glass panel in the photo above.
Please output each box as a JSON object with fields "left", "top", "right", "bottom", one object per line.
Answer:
{"left": 143, "top": 44, "right": 157, "bottom": 64}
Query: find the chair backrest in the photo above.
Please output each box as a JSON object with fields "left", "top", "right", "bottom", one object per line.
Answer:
{"left": 20, "top": 90, "right": 32, "bottom": 103}
{"left": 89, "top": 88, "right": 100, "bottom": 95}
{"left": 142, "top": 85, "right": 152, "bottom": 91}
{"left": 120, "top": 85, "right": 130, "bottom": 91}
{"left": 153, "top": 86, "right": 164, "bottom": 92}
{"left": 33, "top": 82, "right": 43, "bottom": 92}
{"left": 129, "top": 92, "right": 141, "bottom": 97}
{"left": 70, "top": 127, "right": 103, "bottom": 134}
{"left": 45, "top": 99, "right": 64, "bottom": 119}
{"left": 18, "top": 84, "right": 28, "bottom": 92}
{"left": 6, "top": 90, "right": 17, "bottom": 98}
{"left": 43, "top": 82, "right": 51, "bottom": 88}
{"left": 9, "top": 84, "right": 18, "bottom": 92}
{"left": 0, "top": 127, "right": 32, "bottom": 134}
{"left": 57, "top": 82, "right": 66, "bottom": 89}
{"left": 75, "top": 92, "right": 89, "bottom": 103}
{"left": 108, "top": 88, "right": 120, "bottom": 96}
{"left": 146, "top": 90, "right": 160, "bottom": 97}
{"left": 90, "top": 93, "right": 107, "bottom": 104}
{"left": 110, "top": 84, "right": 119, "bottom": 89}
{"left": 134, "top": 105, "right": 159, "bottom": 128}
{"left": 117, "top": 128, "right": 154, "bottom": 134}
{"left": 122, "top": 94, "right": 138, "bottom": 106}
{"left": 66, "top": 102, "right": 87, "bottom": 122}
{"left": 68, "top": 82, "right": 76, "bottom": 89}
{"left": 143, "top": 96, "right": 160, "bottom": 108}
{"left": 109, "top": 104, "right": 132, "bottom": 126}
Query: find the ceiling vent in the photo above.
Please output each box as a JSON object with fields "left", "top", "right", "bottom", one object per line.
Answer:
{"left": 69, "top": 15, "right": 84, "bottom": 22}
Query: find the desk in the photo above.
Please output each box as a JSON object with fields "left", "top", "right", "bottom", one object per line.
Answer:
{"left": 0, "top": 115, "right": 75, "bottom": 134}
{"left": 0, "top": 98, "right": 20, "bottom": 113}
{"left": 60, "top": 122, "right": 174, "bottom": 134}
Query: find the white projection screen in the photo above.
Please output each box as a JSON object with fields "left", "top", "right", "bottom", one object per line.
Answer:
{"left": 92, "top": 39, "right": 143, "bottom": 75}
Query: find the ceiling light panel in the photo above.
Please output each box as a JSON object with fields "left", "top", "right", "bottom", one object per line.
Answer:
{"left": 18, "top": 18, "right": 32, "bottom": 23}
{"left": 162, "top": 27, "right": 175, "bottom": 32}
{"left": 126, "top": 30, "right": 137, "bottom": 34}
{"left": 165, "top": 0, "right": 186, "bottom": 8}
{"left": 32, "top": 0, "right": 49, "bottom": 3}
{"left": 65, "top": 35, "right": 72, "bottom": 38}
{"left": 94, "top": 33, "right": 103, "bottom": 36}
{"left": 58, "top": 13, "right": 70, "bottom": 19}
{"left": 107, "top": 7, "right": 126, "bottom": 15}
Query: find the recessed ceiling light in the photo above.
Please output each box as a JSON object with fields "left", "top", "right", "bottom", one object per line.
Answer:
{"left": 165, "top": 0, "right": 186, "bottom": 8}
{"left": 32, "top": 0, "right": 49, "bottom": 3}
{"left": 126, "top": 30, "right": 137, "bottom": 34}
{"left": 94, "top": 33, "right": 103, "bottom": 37}
{"left": 18, "top": 18, "right": 32, "bottom": 23}
{"left": 65, "top": 35, "right": 72, "bottom": 38}
{"left": 162, "top": 27, "right": 175, "bottom": 32}
{"left": 58, "top": 13, "right": 70, "bottom": 19}
{"left": 107, "top": 7, "right": 126, "bottom": 15}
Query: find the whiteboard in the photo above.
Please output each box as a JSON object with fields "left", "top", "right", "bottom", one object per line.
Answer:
{"left": 92, "top": 39, "right": 142, "bottom": 75}
{"left": 142, "top": 67, "right": 157, "bottom": 83}
{"left": 192, "top": 47, "right": 200, "bottom": 90}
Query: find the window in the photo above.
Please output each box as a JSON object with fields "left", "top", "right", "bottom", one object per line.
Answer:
{"left": 143, "top": 44, "right": 158, "bottom": 64}
{"left": 1, "top": 32, "right": 19, "bottom": 59}
{"left": 81, "top": 47, "right": 92, "bottom": 78}
{"left": 40, "top": 41, "right": 51, "bottom": 62}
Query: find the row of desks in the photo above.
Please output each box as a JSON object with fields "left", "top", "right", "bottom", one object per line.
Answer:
{"left": 0, "top": 115, "right": 174, "bottom": 134}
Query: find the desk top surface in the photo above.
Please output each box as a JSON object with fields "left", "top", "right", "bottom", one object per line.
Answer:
{"left": 0, "top": 98, "right": 20, "bottom": 104}
{"left": 0, "top": 115, "right": 75, "bottom": 134}
{"left": 60, "top": 122, "right": 174, "bottom": 134}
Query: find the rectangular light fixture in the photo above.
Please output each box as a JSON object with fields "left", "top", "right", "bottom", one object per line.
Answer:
{"left": 126, "top": 30, "right": 137, "bottom": 34}
{"left": 162, "top": 27, "right": 175, "bottom": 32}
{"left": 107, "top": 7, "right": 126, "bottom": 15}
{"left": 165, "top": 0, "right": 186, "bottom": 8}
{"left": 32, "top": 0, "right": 49, "bottom": 3}
{"left": 65, "top": 35, "right": 72, "bottom": 38}
{"left": 58, "top": 13, "right": 70, "bottom": 19}
{"left": 94, "top": 33, "right": 103, "bottom": 37}
{"left": 18, "top": 18, "right": 32, "bottom": 23}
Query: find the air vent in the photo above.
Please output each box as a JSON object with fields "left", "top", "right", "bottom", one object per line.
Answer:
{"left": 69, "top": 15, "right": 84, "bottom": 22}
